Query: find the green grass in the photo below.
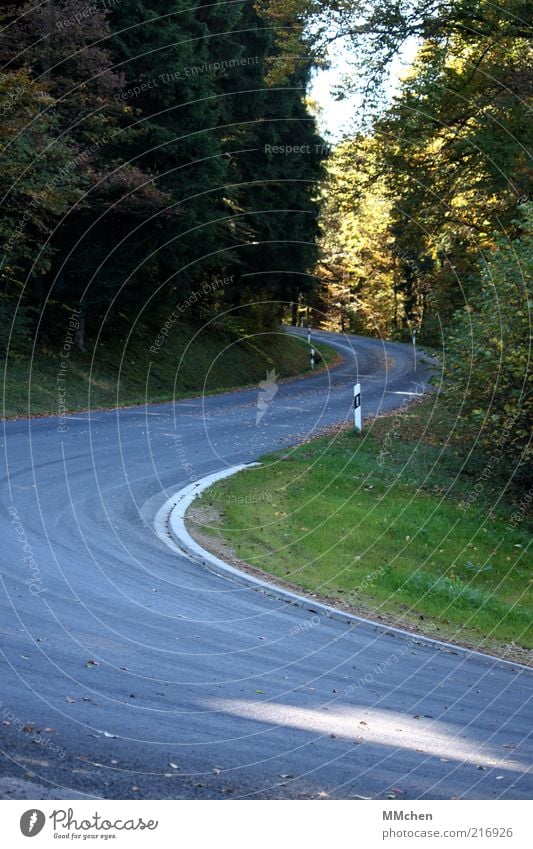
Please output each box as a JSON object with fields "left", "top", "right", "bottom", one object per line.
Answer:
{"left": 192, "top": 396, "right": 533, "bottom": 653}
{"left": 1, "top": 318, "right": 339, "bottom": 418}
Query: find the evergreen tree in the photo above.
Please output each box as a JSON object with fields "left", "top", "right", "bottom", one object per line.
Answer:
{"left": 221, "top": 1, "right": 326, "bottom": 317}
{"left": 108, "top": 0, "right": 233, "bottom": 301}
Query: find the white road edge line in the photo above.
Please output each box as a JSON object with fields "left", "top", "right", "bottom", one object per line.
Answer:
{"left": 154, "top": 464, "right": 532, "bottom": 674}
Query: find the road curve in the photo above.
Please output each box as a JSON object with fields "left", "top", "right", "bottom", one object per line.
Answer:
{"left": 1, "top": 329, "right": 531, "bottom": 801}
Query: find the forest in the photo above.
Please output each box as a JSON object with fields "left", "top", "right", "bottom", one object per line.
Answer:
{"left": 0, "top": 0, "right": 324, "bottom": 337}
{"left": 1, "top": 0, "right": 531, "bottom": 480}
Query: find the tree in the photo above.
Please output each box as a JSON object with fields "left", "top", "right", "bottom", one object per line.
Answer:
{"left": 108, "top": 0, "right": 233, "bottom": 305}
{"left": 316, "top": 138, "right": 398, "bottom": 337}
{"left": 444, "top": 203, "right": 532, "bottom": 480}
{"left": 261, "top": 0, "right": 532, "bottom": 96}
{"left": 373, "top": 26, "right": 532, "bottom": 339}
{"left": 0, "top": 63, "right": 84, "bottom": 351}
{"left": 220, "top": 1, "right": 326, "bottom": 318}
{"left": 0, "top": 0, "right": 169, "bottom": 343}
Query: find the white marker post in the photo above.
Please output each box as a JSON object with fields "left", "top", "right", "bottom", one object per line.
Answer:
{"left": 353, "top": 383, "right": 362, "bottom": 432}
{"left": 310, "top": 347, "right": 315, "bottom": 370}
{"left": 412, "top": 329, "right": 417, "bottom": 371}
{"left": 307, "top": 327, "right": 311, "bottom": 345}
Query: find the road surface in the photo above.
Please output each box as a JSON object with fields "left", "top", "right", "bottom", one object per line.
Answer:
{"left": 1, "top": 329, "right": 531, "bottom": 800}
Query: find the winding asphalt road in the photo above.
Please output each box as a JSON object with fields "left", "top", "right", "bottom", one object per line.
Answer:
{"left": 1, "top": 329, "right": 531, "bottom": 800}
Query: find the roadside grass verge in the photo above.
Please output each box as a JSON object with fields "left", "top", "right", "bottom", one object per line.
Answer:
{"left": 191, "top": 395, "right": 532, "bottom": 656}
{"left": 2, "top": 319, "right": 339, "bottom": 418}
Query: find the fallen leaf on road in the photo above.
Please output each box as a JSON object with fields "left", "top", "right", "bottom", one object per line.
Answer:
{"left": 386, "top": 788, "right": 406, "bottom": 798}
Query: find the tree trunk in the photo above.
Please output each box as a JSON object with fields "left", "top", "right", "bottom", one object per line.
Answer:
{"left": 291, "top": 300, "right": 298, "bottom": 326}
{"left": 74, "top": 307, "right": 86, "bottom": 352}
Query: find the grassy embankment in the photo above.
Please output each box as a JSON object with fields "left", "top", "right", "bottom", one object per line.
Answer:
{"left": 190, "top": 395, "right": 532, "bottom": 659}
{"left": 2, "top": 319, "right": 339, "bottom": 418}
